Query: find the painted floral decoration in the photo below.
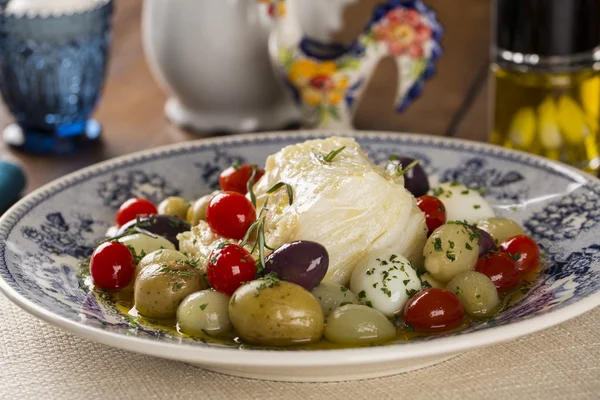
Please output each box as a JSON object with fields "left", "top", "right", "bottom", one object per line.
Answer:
{"left": 282, "top": 56, "right": 355, "bottom": 123}
{"left": 372, "top": 8, "right": 432, "bottom": 59}
{"left": 258, "top": 0, "right": 286, "bottom": 18}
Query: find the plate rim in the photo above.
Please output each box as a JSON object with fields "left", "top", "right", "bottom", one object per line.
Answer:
{"left": 1, "top": 130, "right": 599, "bottom": 367}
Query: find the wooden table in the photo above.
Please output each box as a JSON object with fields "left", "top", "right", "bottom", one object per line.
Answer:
{"left": 0, "top": 0, "right": 492, "bottom": 193}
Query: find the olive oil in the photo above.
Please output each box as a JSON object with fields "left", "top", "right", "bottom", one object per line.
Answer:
{"left": 491, "top": 66, "right": 600, "bottom": 174}
{"left": 491, "top": 0, "right": 600, "bottom": 174}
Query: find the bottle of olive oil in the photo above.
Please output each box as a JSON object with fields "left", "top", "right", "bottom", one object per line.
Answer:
{"left": 491, "top": 0, "right": 600, "bottom": 174}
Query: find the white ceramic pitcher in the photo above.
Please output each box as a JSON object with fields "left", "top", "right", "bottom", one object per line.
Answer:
{"left": 142, "top": 0, "right": 300, "bottom": 133}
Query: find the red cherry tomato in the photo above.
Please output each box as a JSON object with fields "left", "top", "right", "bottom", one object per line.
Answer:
{"left": 416, "top": 196, "right": 446, "bottom": 235}
{"left": 115, "top": 198, "right": 157, "bottom": 226}
{"left": 404, "top": 288, "right": 464, "bottom": 332}
{"left": 500, "top": 235, "right": 540, "bottom": 274}
{"left": 89, "top": 241, "right": 135, "bottom": 290}
{"left": 207, "top": 244, "right": 257, "bottom": 295}
{"left": 475, "top": 252, "right": 520, "bottom": 292}
{"left": 219, "top": 164, "right": 265, "bottom": 194}
{"left": 206, "top": 192, "right": 257, "bottom": 240}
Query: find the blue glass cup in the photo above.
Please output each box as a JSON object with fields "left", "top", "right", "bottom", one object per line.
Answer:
{"left": 0, "top": 1, "right": 113, "bottom": 154}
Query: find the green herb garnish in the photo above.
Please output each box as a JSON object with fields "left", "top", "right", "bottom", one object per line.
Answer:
{"left": 434, "top": 237, "right": 443, "bottom": 252}
{"left": 396, "top": 159, "right": 420, "bottom": 177}
{"left": 200, "top": 303, "right": 208, "bottom": 310}
{"left": 266, "top": 181, "right": 294, "bottom": 205}
{"left": 317, "top": 146, "right": 346, "bottom": 164}
{"left": 446, "top": 251, "right": 456, "bottom": 261}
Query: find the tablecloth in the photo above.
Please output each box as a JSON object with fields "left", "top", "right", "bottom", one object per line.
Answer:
{"left": 0, "top": 292, "right": 598, "bottom": 400}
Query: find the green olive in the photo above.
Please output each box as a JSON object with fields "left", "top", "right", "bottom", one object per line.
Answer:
{"left": 229, "top": 280, "right": 324, "bottom": 346}
{"left": 158, "top": 196, "right": 190, "bottom": 219}
{"left": 134, "top": 260, "right": 206, "bottom": 319}
{"left": 177, "top": 290, "right": 232, "bottom": 337}
{"left": 423, "top": 224, "right": 480, "bottom": 283}
{"left": 324, "top": 304, "right": 395, "bottom": 345}
{"left": 186, "top": 193, "right": 217, "bottom": 226}
{"left": 446, "top": 271, "right": 500, "bottom": 317}
{"left": 311, "top": 282, "right": 360, "bottom": 317}
{"left": 476, "top": 218, "right": 525, "bottom": 244}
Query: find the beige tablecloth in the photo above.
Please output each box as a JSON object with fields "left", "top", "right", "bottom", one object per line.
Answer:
{"left": 0, "top": 293, "right": 599, "bottom": 400}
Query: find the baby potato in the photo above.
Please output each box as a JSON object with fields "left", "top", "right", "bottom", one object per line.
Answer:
{"left": 136, "top": 249, "right": 188, "bottom": 277}
{"left": 429, "top": 182, "right": 495, "bottom": 224}
{"left": 446, "top": 271, "right": 500, "bottom": 317}
{"left": 177, "top": 290, "right": 232, "bottom": 337}
{"left": 187, "top": 193, "right": 217, "bottom": 226}
{"left": 158, "top": 196, "right": 190, "bottom": 219}
{"left": 324, "top": 304, "right": 396, "bottom": 345}
{"left": 229, "top": 279, "right": 324, "bottom": 346}
{"left": 134, "top": 260, "right": 206, "bottom": 319}
{"left": 350, "top": 251, "right": 421, "bottom": 317}
{"left": 423, "top": 223, "right": 480, "bottom": 283}
{"left": 476, "top": 218, "right": 525, "bottom": 244}
{"left": 311, "top": 282, "right": 360, "bottom": 317}
{"left": 118, "top": 233, "right": 175, "bottom": 257}
{"left": 420, "top": 272, "right": 444, "bottom": 289}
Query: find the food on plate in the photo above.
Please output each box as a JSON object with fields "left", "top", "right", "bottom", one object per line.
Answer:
{"left": 228, "top": 278, "right": 324, "bottom": 346}
{"left": 82, "top": 136, "right": 542, "bottom": 349}
{"left": 324, "top": 304, "right": 396, "bottom": 345}
{"left": 177, "top": 290, "right": 232, "bottom": 337}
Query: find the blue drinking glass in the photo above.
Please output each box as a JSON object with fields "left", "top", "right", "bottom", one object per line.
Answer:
{"left": 0, "top": 1, "right": 113, "bottom": 154}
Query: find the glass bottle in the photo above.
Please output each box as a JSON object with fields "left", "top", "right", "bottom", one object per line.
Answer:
{"left": 491, "top": 0, "right": 600, "bottom": 175}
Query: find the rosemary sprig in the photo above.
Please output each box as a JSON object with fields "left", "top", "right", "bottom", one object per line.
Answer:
{"left": 247, "top": 166, "right": 259, "bottom": 208}
{"left": 266, "top": 182, "right": 294, "bottom": 205}
{"left": 396, "top": 159, "right": 420, "bottom": 177}
{"left": 317, "top": 146, "right": 346, "bottom": 164}
{"left": 239, "top": 206, "right": 273, "bottom": 273}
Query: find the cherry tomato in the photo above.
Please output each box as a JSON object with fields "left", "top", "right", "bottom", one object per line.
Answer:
{"left": 404, "top": 288, "right": 464, "bottom": 332}
{"left": 115, "top": 198, "right": 158, "bottom": 227}
{"left": 89, "top": 241, "right": 135, "bottom": 290}
{"left": 206, "top": 192, "right": 257, "bottom": 240}
{"left": 500, "top": 235, "right": 540, "bottom": 274}
{"left": 416, "top": 196, "right": 446, "bottom": 235}
{"left": 207, "top": 244, "right": 257, "bottom": 295}
{"left": 475, "top": 252, "right": 520, "bottom": 292}
{"left": 219, "top": 164, "right": 265, "bottom": 194}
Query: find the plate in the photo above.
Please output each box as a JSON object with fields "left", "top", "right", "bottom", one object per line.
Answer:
{"left": 1, "top": 131, "right": 600, "bottom": 382}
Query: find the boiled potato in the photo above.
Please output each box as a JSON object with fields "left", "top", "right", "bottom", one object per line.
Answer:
{"left": 186, "top": 193, "right": 217, "bottom": 226}
{"left": 158, "top": 196, "right": 190, "bottom": 219}
{"left": 324, "top": 304, "right": 395, "bottom": 345}
{"left": 350, "top": 251, "right": 421, "bottom": 317}
{"left": 177, "top": 290, "right": 232, "bottom": 337}
{"left": 229, "top": 279, "right": 324, "bottom": 346}
{"left": 134, "top": 260, "right": 205, "bottom": 319}
{"left": 423, "top": 223, "right": 480, "bottom": 283}
{"left": 118, "top": 233, "right": 175, "bottom": 257}
{"left": 136, "top": 249, "right": 188, "bottom": 277}
{"left": 476, "top": 218, "right": 525, "bottom": 244}
{"left": 429, "top": 182, "right": 495, "bottom": 224}
{"left": 420, "top": 272, "right": 443, "bottom": 289}
{"left": 446, "top": 271, "right": 500, "bottom": 317}
{"left": 311, "top": 282, "right": 360, "bottom": 317}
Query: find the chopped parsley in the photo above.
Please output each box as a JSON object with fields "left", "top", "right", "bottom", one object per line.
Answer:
{"left": 448, "top": 240, "right": 455, "bottom": 249}
{"left": 455, "top": 286, "right": 463, "bottom": 295}
{"left": 364, "top": 300, "right": 373, "bottom": 308}
{"left": 461, "top": 190, "right": 470, "bottom": 195}
{"left": 403, "top": 279, "right": 411, "bottom": 286}
{"left": 511, "top": 252, "right": 522, "bottom": 261}
{"left": 357, "top": 290, "right": 366, "bottom": 299}
{"left": 450, "top": 181, "right": 461, "bottom": 187}
{"left": 200, "top": 303, "right": 208, "bottom": 310}
{"left": 473, "top": 204, "right": 481, "bottom": 209}
{"left": 366, "top": 267, "right": 376, "bottom": 276}
{"left": 446, "top": 251, "right": 456, "bottom": 261}
{"left": 232, "top": 161, "right": 242, "bottom": 170}
{"left": 172, "top": 282, "right": 182, "bottom": 291}
{"left": 465, "top": 242, "right": 473, "bottom": 250}
{"left": 405, "top": 288, "right": 418, "bottom": 297}
{"left": 339, "top": 302, "right": 353, "bottom": 307}
{"left": 475, "top": 294, "right": 481, "bottom": 299}
{"left": 434, "top": 237, "right": 443, "bottom": 252}
{"left": 340, "top": 286, "right": 348, "bottom": 292}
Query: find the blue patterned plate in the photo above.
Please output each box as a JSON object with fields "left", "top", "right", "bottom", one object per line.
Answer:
{"left": 1, "top": 131, "right": 599, "bottom": 382}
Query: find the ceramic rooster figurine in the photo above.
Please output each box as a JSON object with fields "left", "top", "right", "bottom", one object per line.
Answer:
{"left": 263, "top": 0, "right": 443, "bottom": 129}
